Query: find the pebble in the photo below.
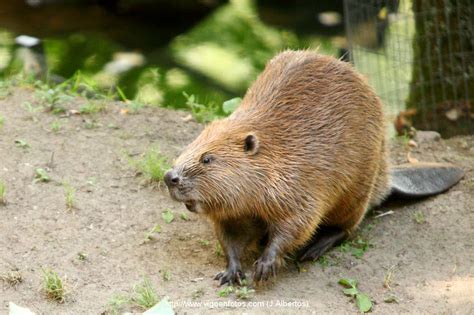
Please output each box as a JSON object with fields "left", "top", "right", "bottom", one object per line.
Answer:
{"left": 415, "top": 130, "right": 441, "bottom": 143}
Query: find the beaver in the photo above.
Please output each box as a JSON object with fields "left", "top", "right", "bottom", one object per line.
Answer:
{"left": 164, "top": 50, "right": 464, "bottom": 285}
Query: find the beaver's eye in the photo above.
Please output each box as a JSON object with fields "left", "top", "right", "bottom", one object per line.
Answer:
{"left": 201, "top": 155, "right": 212, "bottom": 164}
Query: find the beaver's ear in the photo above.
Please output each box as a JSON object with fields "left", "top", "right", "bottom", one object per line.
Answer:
{"left": 244, "top": 133, "right": 259, "bottom": 155}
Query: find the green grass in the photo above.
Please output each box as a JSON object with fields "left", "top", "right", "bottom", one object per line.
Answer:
{"left": 0, "top": 115, "right": 4, "bottom": 128}
{"left": 107, "top": 294, "right": 130, "bottom": 315}
{"left": 41, "top": 268, "right": 66, "bottom": 303}
{"left": 0, "top": 180, "right": 6, "bottom": 204}
{"left": 130, "top": 147, "right": 170, "bottom": 183}
{"left": 34, "top": 168, "right": 50, "bottom": 183}
{"left": 339, "top": 235, "right": 372, "bottom": 259}
{"left": 107, "top": 277, "right": 164, "bottom": 313}
{"left": 162, "top": 270, "right": 171, "bottom": 281}
{"left": 235, "top": 286, "right": 255, "bottom": 300}
{"left": 79, "top": 101, "right": 107, "bottom": 114}
{"left": 50, "top": 120, "right": 61, "bottom": 132}
{"left": 338, "top": 278, "right": 372, "bottom": 313}
{"left": 413, "top": 210, "right": 425, "bottom": 224}
{"left": 161, "top": 209, "right": 174, "bottom": 224}
{"left": 218, "top": 286, "right": 234, "bottom": 297}
{"left": 182, "top": 91, "right": 221, "bottom": 123}
{"left": 63, "top": 183, "right": 75, "bottom": 209}
{"left": 14, "top": 139, "right": 29, "bottom": 149}
{"left": 215, "top": 243, "right": 224, "bottom": 257}
{"left": 131, "top": 278, "right": 159, "bottom": 310}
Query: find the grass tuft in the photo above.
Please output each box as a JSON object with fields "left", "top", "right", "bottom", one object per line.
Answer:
{"left": 0, "top": 180, "right": 6, "bottom": 204}
{"left": 131, "top": 278, "right": 159, "bottom": 310}
{"left": 41, "top": 268, "right": 66, "bottom": 303}
{"left": 107, "top": 294, "right": 130, "bottom": 315}
{"left": 79, "top": 101, "right": 107, "bottom": 115}
{"left": 63, "top": 183, "right": 76, "bottom": 209}
{"left": 129, "top": 147, "right": 170, "bottom": 183}
{"left": 51, "top": 120, "right": 61, "bottom": 132}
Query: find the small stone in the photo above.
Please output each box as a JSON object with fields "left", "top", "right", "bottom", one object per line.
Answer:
{"left": 408, "top": 140, "right": 418, "bottom": 148}
{"left": 415, "top": 130, "right": 441, "bottom": 143}
{"left": 445, "top": 108, "right": 460, "bottom": 121}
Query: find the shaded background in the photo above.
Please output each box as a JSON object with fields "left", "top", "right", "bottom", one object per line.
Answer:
{"left": 0, "top": 0, "right": 472, "bottom": 136}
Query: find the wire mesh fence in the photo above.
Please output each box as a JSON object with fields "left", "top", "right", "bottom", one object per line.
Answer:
{"left": 344, "top": 0, "right": 473, "bottom": 136}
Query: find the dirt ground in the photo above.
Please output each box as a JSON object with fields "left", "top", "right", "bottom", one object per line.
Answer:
{"left": 0, "top": 88, "right": 473, "bottom": 315}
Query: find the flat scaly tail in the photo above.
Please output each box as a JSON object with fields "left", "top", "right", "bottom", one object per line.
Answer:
{"left": 390, "top": 163, "right": 464, "bottom": 198}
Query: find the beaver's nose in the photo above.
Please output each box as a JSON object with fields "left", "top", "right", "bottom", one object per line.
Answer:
{"left": 164, "top": 169, "right": 180, "bottom": 187}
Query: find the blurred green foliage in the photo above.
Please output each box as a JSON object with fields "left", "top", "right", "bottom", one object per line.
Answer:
{"left": 0, "top": 0, "right": 337, "bottom": 120}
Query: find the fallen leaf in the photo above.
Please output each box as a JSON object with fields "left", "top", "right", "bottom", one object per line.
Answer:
{"left": 181, "top": 114, "right": 193, "bottom": 122}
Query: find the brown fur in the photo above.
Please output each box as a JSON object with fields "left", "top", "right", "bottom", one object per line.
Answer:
{"left": 166, "top": 50, "right": 391, "bottom": 284}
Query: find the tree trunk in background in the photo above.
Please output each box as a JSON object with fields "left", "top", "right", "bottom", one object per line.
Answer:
{"left": 407, "top": 0, "right": 473, "bottom": 136}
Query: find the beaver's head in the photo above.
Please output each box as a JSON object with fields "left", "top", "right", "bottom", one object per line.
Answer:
{"left": 164, "top": 119, "right": 261, "bottom": 214}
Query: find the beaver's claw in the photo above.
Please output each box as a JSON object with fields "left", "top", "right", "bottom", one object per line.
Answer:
{"left": 214, "top": 268, "right": 246, "bottom": 286}
{"left": 253, "top": 256, "right": 277, "bottom": 283}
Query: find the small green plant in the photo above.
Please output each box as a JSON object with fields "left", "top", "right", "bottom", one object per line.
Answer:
{"left": 317, "top": 255, "right": 330, "bottom": 268}
{"left": 14, "top": 139, "right": 29, "bottom": 148}
{"left": 215, "top": 243, "right": 224, "bottom": 257}
{"left": 83, "top": 119, "right": 99, "bottom": 129}
{"left": 34, "top": 168, "right": 50, "bottom": 183}
{"left": 161, "top": 209, "right": 174, "bottom": 224}
{"left": 183, "top": 91, "right": 221, "bottom": 123}
{"left": 0, "top": 115, "right": 4, "bottom": 127}
{"left": 79, "top": 102, "right": 107, "bottom": 115}
{"left": 162, "top": 270, "right": 171, "bottom": 281}
{"left": 235, "top": 286, "right": 255, "bottom": 300}
{"left": 50, "top": 120, "right": 61, "bottom": 132}
{"left": 63, "top": 183, "right": 75, "bottom": 209}
{"left": 413, "top": 210, "right": 425, "bottom": 224}
{"left": 144, "top": 224, "right": 161, "bottom": 241}
{"left": 77, "top": 252, "right": 87, "bottom": 261}
{"left": 130, "top": 147, "right": 170, "bottom": 183}
{"left": 107, "top": 294, "right": 130, "bottom": 315}
{"left": 218, "top": 286, "right": 234, "bottom": 297}
{"left": 23, "top": 101, "right": 43, "bottom": 114}
{"left": 41, "top": 268, "right": 66, "bottom": 303}
{"left": 180, "top": 213, "right": 190, "bottom": 221}
{"left": 338, "top": 278, "right": 372, "bottom": 313}
{"left": 339, "top": 236, "right": 372, "bottom": 259}
{"left": 131, "top": 278, "right": 159, "bottom": 310}
{"left": 116, "top": 86, "right": 145, "bottom": 113}
{"left": 199, "top": 239, "right": 210, "bottom": 247}
{"left": 0, "top": 180, "right": 6, "bottom": 204}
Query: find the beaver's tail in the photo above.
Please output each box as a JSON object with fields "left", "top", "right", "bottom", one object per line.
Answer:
{"left": 389, "top": 163, "right": 464, "bottom": 199}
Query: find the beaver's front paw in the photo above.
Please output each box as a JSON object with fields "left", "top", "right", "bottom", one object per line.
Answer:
{"left": 253, "top": 256, "right": 277, "bottom": 283}
{"left": 214, "top": 267, "right": 246, "bottom": 286}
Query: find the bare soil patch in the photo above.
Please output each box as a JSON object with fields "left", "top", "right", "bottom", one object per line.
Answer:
{"left": 1, "top": 89, "right": 472, "bottom": 314}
